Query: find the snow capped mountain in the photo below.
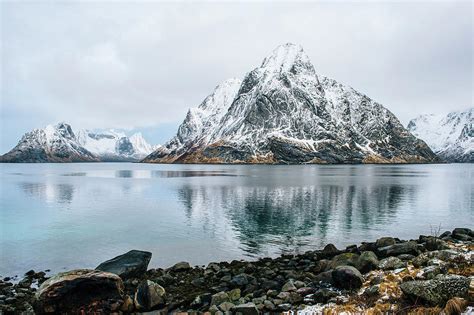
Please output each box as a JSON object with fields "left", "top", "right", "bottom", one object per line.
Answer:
{"left": 76, "top": 129, "right": 155, "bottom": 161}
{"left": 407, "top": 108, "right": 473, "bottom": 162}
{"left": 0, "top": 123, "right": 98, "bottom": 163}
{"left": 1, "top": 124, "right": 157, "bottom": 163}
{"left": 143, "top": 43, "right": 437, "bottom": 164}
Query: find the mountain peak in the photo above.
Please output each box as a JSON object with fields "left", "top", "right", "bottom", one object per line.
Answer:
{"left": 260, "top": 43, "right": 314, "bottom": 75}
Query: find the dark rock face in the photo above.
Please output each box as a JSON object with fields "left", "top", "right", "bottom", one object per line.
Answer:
{"left": 115, "top": 137, "right": 135, "bottom": 156}
{"left": 96, "top": 250, "right": 152, "bottom": 279}
{"left": 331, "top": 266, "right": 364, "bottom": 289}
{"left": 400, "top": 275, "right": 470, "bottom": 305}
{"left": 144, "top": 43, "right": 438, "bottom": 164}
{"left": 34, "top": 269, "right": 124, "bottom": 313}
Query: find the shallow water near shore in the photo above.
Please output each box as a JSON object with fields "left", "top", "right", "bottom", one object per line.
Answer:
{"left": 0, "top": 163, "right": 472, "bottom": 276}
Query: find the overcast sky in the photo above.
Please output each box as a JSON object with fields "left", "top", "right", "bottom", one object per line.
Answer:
{"left": 1, "top": 1, "right": 472, "bottom": 153}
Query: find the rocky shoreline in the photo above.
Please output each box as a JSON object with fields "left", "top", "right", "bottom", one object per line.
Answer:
{"left": 1, "top": 228, "right": 473, "bottom": 314}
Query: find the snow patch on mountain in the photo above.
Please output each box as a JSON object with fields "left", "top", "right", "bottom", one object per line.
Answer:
{"left": 407, "top": 108, "right": 473, "bottom": 162}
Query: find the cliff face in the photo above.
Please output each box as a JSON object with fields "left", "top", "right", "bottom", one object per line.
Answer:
{"left": 144, "top": 43, "right": 437, "bottom": 164}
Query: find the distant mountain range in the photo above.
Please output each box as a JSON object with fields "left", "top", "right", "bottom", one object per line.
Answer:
{"left": 407, "top": 108, "right": 473, "bottom": 163}
{"left": 143, "top": 43, "right": 437, "bottom": 164}
{"left": 0, "top": 123, "right": 157, "bottom": 162}
{"left": 2, "top": 44, "right": 471, "bottom": 164}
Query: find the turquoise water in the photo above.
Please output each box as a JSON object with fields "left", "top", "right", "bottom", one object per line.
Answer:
{"left": 0, "top": 163, "right": 472, "bottom": 276}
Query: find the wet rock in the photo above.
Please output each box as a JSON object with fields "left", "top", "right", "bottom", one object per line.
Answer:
{"left": 346, "top": 244, "right": 358, "bottom": 253}
{"left": 452, "top": 228, "right": 473, "bottom": 237}
{"left": 277, "top": 303, "right": 292, "bottom": 311}
{"left": 96, "top": 250, "right": 152, "bottom": 279}
{"left": 296, "top": 287, "right": 315, "bottom": 296}
{"left": 419, "top": 266, "right": 443, "bottom": 280}
{"left": 263, "top": 299, "right": 275, "bottom": 310}
{"left": 232, "top": 302, "right": 259, "bottom": 315}
{"left": 329, "top": 253, "right": 359, "bottom": 269}
{"left": 191, "top": 293, "right": 212, "bottom": 308}
{"left": 364, "top": 285, "right": 379, "bottom": 297}
{"left": 35, "top": 269, "right": 124, "bottom": 313}
{"left": 359, "top": 242, "right": 377, "bottom": 252}
{"left": 312, "top": 288, "right": 339, "bottom": 303}
{"left": 191, "top": 277, "right": 206, "bottom": 287}
{"left": 439, "top": 231, "right": 451, "bottom": 239}
{"left": 313, "top": 270, "right": 334, "bottom": 285}
{"left": 261, "top": 280, "right": 279, "bottom": 291}
{"left": 412, "top": 253, "right": 430, "bottom": 267}
{"left": 25, "top": 270, "right": 35, "bottom": 277}
{"left": 322, "top": 243, "right": 339, "bottom": 256}
{"left": 211, "top": 291, "right": 229, "bottom": 306}
{"left": 375, "top": 237, "right": 396, "bottom": 248}
{"left": 332, "top": 266, "right": 364, "bottom": 289}
{"left": 170, "top": 261, "right": 191, "bottom": 272}
{"left": 219, "top": 301, "right": 235, "bottom": 311}
{"left": 18, "top": 277, "right": 32, "bottom": 288}
{"left": 428, "top": 249, "right": 462, "bottom": 261}
{"left": 312, "top": 259, "right": 330, "bottom": 273}
{"left": 378, "top": 256, "right": 406, "bottom": 270}
{"left": 356, "top": 251, "right": 379, "bottom": 273}
{"left": 378, "top": 241, "right": 418, "bottom": 257}
{"left": 134, "top": 280, "right": 165, "bottom": 310}
{"left": 398, "top": 254, "right": 415, "bottom": 261}
{"left": 230, "top": 274, "right": 248, "bottom": 287}
{"left": 400, "top": 275, "right": 470, "bottom": 306}
{"left": 281, "top": 280, "right": 297, "bottom": 292}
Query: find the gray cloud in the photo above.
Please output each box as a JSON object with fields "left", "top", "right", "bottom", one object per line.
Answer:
{"left": 1, "top": 1, "right": 472, "bottom": 152}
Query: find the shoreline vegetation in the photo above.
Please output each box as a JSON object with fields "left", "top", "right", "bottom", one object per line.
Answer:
{"left": 1, "top": 228, "right": 472, "bottom": 314}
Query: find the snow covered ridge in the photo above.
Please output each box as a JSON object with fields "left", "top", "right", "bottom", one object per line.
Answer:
{"left": 0, "top": 123, "right": 157, "bottom": 163}
{"left": 407, "top": 108, "right": 473, "bottom": 163}
{"left": 143, "top": 43, "right": 438, "bottom": 164}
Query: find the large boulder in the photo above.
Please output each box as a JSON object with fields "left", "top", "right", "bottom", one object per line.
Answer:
{"left": 356, "top": 251, "right": 379, "bottom": 273}
{"left": 169, "top": 261, "right": 191, "bottom": 272}
{"left": 375, "top": 237, "right": 396, "bottom": 248}
{"left": 134, "top": 280, "right": 165, "bottom": 310}
{"left": 452, "top": 228, "right": 473, "bottom": 237}
{"left": 331, "top": 266, "right": 364, "bottom": 289}
{"left": 329, "top": 253, "right": 359, "bottom": 269}
{"left": 377, "top": 241, "right": 419, "bottom": 257}
{"left": 96, "top": 250, "right": 152, "bottom": 279}
{"left": 35, "top": 269, "right": 124, "bottom": 313}
{"left": 400, "top": 275, "right": 470, "bottom": 306}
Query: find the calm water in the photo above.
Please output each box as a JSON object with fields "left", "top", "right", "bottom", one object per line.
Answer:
{"left": 0, "top": 163, "right": 472, "bottom": 276}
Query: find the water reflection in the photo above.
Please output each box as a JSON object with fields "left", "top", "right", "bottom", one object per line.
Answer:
{"left": 60, "top": 170, "right": 238, "bottom": 178}
{"left": 177, "top": 181, "right": 414, "bottom": 256}
{"left": 20, "top": 182, "right": 75, "bottom": 204}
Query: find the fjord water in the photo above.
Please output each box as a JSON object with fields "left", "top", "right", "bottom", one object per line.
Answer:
{"left": 0, "top": 163, "right": 472, "bottom": 276}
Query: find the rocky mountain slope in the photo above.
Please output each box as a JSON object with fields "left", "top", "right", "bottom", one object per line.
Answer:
{"left": 407, "top": 108, "right": 473, "bottom": 163}
{"left": 1, "top": 123, "right": 156, "bottom": 162}
{"left": 143, "top": 43, "right": 437, "bottom": 164}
